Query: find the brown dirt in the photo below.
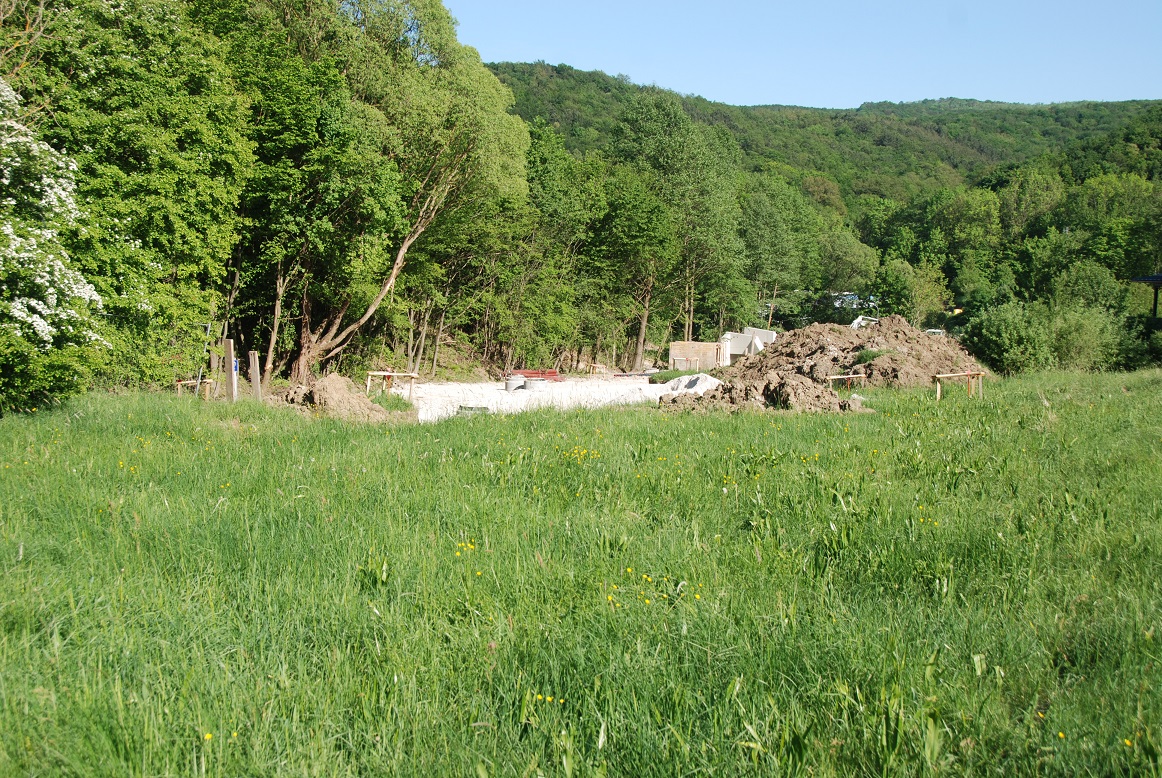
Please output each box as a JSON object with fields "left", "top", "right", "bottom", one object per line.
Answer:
{"left": 664, "top": 315, "right": 982, "bottom": 413}
{"left": 661, "top": 369, "right": 863, "bottom": 413}
{"left": 731, "top": 315, "right": 982, "bottom": 388}
{"left": 269, "top": 374, "right": 418, "bottom": 424}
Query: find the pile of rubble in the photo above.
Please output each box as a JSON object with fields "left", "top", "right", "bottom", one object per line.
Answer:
{"left": 661, "top": 315, "right": 984, "bottom": 413}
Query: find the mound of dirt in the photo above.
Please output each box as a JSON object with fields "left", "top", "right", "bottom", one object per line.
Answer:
{"left": 731, "top": 315, "right": 981, "bottom": 389}
{"left": 271, "top": 374, "right": 416, "bottom": 423}
{"left": 664, "top": 315, "right": 981, "bottom": 413}
{"left": 662, "top": 369, "right": 862, "bottom": 413}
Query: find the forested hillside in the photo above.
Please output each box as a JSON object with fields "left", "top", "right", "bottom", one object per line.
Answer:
{"left": 491, "top": 62, "right": 1160, "bottom": 201}
{"left": 2, "top": 1, "right": 1161, "bottom": 412}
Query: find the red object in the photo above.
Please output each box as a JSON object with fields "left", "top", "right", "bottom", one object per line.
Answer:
{"left": 508, "top": 369, "right": 565, "bottom": 382}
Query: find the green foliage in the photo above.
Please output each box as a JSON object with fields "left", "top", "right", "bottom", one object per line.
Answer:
{"left": 492, "top": 62, "right": 1160, "bottom": 202}
{"left": 0, "top": 331, "right": 98, "bottom": 414}
{"left": 865, "top": 253, "right": 950, "bottom": 330}
{"left": 1047, "top": 304, "right": 1121, "bottom": 371}
{"left": 1051, "top": 261, "right": 1129, "bottom": 313}
{"left": 19, "top": 0, "right": 253, "bottom": 385}
{"left": 962, "top": 301, "right": 1054, "bottom": 374}
{"left": 0, "top": 77, "right": 105, "bottom": 410}
{"left": 2, "top": 374, "right": 1161, "bottom": 772}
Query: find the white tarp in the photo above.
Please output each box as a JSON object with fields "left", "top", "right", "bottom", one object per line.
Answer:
{"left": 665, "top": 373, "right": 722, "bottom": 396}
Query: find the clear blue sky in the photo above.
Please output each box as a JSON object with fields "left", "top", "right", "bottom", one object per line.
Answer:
{"left": 443, "top": 0, "right": 1162, "bottom": 109}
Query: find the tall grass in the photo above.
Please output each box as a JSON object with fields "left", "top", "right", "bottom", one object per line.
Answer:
{"left": 1, "top": 371, "right": 1160, "bottom": 775}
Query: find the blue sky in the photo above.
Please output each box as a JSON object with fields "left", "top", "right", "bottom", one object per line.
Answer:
{"left": 442, "top": 0, "right": 1162, "bottom": 108}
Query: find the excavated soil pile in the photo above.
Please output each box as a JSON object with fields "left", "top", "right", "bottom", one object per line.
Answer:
{"left": 271, "top": 374, "right": 417, "bottom": 423}
{"left": 739, "top": 315, "right": 982, "bottom": 388}
{"left": 661, "top": 315, "right": 983, "bottom": 413}
{"left": 664, "top": 369, "right": 853, "bottom": 413}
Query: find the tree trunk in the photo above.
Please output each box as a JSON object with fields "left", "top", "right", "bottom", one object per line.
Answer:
{"left": 678, "top": 282, "right": 687, "bottom": 339}
{"left": 405, "top": 308, "right": 415, "bottom": 372}
{"left": 767, "top": 284, "right": 779, "bottom": 328}
{"left": 286, "top": 218, "right": 428, "bottom": 383}
{"left": 290, "top": 283, "right": 320, "bottom": 385}
{"left": 413, "top": 304, "right": 431, "bottom": 374}
{"left": 429, "top": 308, "right": 445, "bottom": 377}
{"left": 262, "top": 262, "right": 287, "bottom": 388}
{"left": 633, "top": 286, "right": 652, "bottom": 372}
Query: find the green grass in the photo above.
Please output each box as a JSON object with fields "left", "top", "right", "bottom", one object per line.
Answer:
{"left": 648, "top": 369, "right": 711, "bottom": 384}
{"left": 370, "top": 392, "right": 414, "bottom": 412}
{"left": 1, "top": 371, "right": 1161, "bottom": 775}
{"left": 854, "top": 348, "right": 891, "bottom": 365}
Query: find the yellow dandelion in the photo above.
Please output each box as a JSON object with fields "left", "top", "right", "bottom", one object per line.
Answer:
{"left": 695, "top": 594, "right": 700, "bottom": 600}
{"left": 204, "top": 733, "right": 212, "bottom": 741}
{"left": 1058, "top": 732, "right": 1065, "bottom": 739}
{"left": 1124, "top": 739, "right": 1133, "bottom": 747}
{"left": 547, "top": 696, "right": 553, "bottom": 703}
{"left": 537, "top": 694, "right": 543, "bottom": 700}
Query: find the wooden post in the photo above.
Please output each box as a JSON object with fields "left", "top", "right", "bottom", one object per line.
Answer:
{"left": 249, "top": 350, "right": 262, "bottom": 403}
{"left": 224, "top": 339, "right": 239, "bottom": 402}
{"left": 208, "top": 352, "right": 220, "bottom": 398}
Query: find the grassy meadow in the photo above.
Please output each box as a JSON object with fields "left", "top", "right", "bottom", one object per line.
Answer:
{"left": 1, "top": 371, "right": 1161, "bottom": 776}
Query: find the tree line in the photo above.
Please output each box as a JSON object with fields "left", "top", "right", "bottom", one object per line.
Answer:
{"left": 2, "top": 0, "right": 1160, "bottom": 412}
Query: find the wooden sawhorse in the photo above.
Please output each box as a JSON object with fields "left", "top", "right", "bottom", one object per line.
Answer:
{"left": 934, "top": 371, "right": 985, "bottom": 401}
{"left": 366, "top": 371, "right": 418, "bottom": 402}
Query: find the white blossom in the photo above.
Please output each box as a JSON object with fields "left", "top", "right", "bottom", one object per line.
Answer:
{"left": 1, "top": 77, "right": 103, "bottom": 352}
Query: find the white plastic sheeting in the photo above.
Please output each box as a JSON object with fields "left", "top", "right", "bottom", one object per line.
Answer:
{"left": 395, "top": 373, "right": 725, "bottom": 423}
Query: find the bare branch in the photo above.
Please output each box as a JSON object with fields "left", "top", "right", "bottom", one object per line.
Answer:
{"left": 0, "top": 0, "right": 49, "bottom": 79}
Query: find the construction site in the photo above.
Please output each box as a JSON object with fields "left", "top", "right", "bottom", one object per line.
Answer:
{"left": 220, "top": 314, "right": 987, "bottom": 423}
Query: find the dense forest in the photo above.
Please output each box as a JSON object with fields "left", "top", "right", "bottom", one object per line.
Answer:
{"left": 3, "top": 0, "right": 1161, "bottom": 411}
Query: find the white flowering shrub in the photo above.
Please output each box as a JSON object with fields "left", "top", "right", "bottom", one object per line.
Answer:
{"left": 0, "top": 77, "right": 105, "bottom": 412}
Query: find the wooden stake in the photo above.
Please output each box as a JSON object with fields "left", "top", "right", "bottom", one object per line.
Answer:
{"left": 249, "top": 350, "right": 262, "bottom": 403}
{"left": 224, "top": 339, "right": 238, "bottom": 402}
